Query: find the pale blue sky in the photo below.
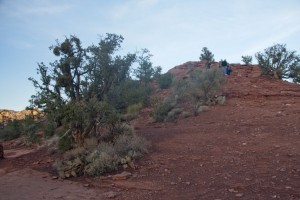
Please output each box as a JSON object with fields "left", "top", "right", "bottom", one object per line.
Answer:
{"left": 1, "top": 0, "right": 300, "bottom": 110}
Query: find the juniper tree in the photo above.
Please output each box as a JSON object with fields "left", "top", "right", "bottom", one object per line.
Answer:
{"left": 199, "top": 47, "right": 215, "bottom": 68}
{"left": 134, "top": 49, "right": 160, "bottom": 87}
{"left": 255, "top": 44, "right": 300, "bottom": 82}
{"left": 29, "top": 34, "right": 136, "bottom": 146}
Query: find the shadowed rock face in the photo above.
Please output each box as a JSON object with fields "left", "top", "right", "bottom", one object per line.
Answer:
{"left": 0, "top": 143, "right": 4, "bottom": 159}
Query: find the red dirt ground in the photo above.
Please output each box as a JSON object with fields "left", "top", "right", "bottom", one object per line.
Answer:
{"left": 1, "top": 64, "right": 300, "bottom": 200}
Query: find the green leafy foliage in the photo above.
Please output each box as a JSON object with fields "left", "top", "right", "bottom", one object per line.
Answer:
{"left": 255, "top": 44, "right": 300, "bottom": 82}
{"left": 158, "top": 72, "right": 173, "bottom": 89}
{"left": 29, "top": 34, "right": 152, "bottom": 147}
{"left": 199, "top": 47, "right": 215, "bottom": 69}
{"left": 127, "top": 103, "right": 143, "bottom": 115}
{"left": 58, "top": 134, "right": 73, "bottom": 152}
{"left": 189, "top": 68, "right": 225, "bottom": 102}
{"left": 199, "top": 47, "right": 214, "bottom": 62}
{"left": 0, "top": 116, "right": 40, "bottom": 144}
{"left": 241, "top": 55, "right": 253, "bottom": 65}
{"left": 44, "top": 121, "right": 56, "bottom": 138}
{"left": 151, "top": 102, "right": 173, "bottom": 122}
{"left": 0, "top": 120, "right": 22, "bottom": 141}
{"left": 134, "top": 49, "right": 154, "bottom": 86}
{"left": 107, "top": 80, "right": 149, "bottom": 111}
{"left": 30, "top": 33, "right": 157, "bottom": 177}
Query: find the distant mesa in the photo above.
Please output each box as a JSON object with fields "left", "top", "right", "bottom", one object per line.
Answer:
{"left": 0, "top": 109, "right": 42, "bottom": 126}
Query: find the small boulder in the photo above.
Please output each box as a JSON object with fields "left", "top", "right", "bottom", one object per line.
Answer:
{"left": 112, "top": 171, "right": 132, "bottom": 180}
{"left": 104, "top": 191, "right": 118, "bottom": 199}
{"left": 216, "top": 96, "right": 226, "bottom": 105}
{"left": 198, "top": 106, "right": 209, "bottom": 113}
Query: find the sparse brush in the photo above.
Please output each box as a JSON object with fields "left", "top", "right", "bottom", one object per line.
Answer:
{"left": 84, "top": 138, "right": 98, "bottom": 151}
{"left": 114, "top": 134, "right": 150, "bottom": 158}
{"left": 165, "top": 108, "right": 182, "bottom": 122}
{"left": 150, "top": 102, "right": 173, "bottom": 122}
{"left": 63, "top": 147, "right": 86, "bottom": 160}
{"left": 57, "top": 134, "right": 73, "bottom": 152}
{"left": 158, "top": 72, "right": 173, "bottom": 89}
{"left": 127, "top": 103, "right": 143, "bottom": 116}
{"left": 84, "top": 143, "right": 119, "bottom": 176}
{"left": 44, "top": 121, "right": 56, "bottom": 138}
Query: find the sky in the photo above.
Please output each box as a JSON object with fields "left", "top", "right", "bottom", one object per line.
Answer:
{"left": 0, "top": 0, "right": 300, "bottom": 111}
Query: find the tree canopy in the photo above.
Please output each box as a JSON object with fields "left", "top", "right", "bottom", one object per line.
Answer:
{"left": 255, "top": 44, "right": 300, "bottom": 83}
{"left": 199, "top": 47, "right": 214, "bottom": 62}
{"left": 29, "top": 33, "right": 159, "bottom": 146}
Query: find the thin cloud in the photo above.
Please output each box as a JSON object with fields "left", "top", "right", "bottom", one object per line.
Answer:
{"left": 23, "top": 4, "right": 71, "bottom": 15}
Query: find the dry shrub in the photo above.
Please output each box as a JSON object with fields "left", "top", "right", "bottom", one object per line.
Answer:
{"left": 114, "top": 134, "right": 150, "bottom": 158}
{"left": 84, "top": 143, "right": 119, "bottom": 176}
{"left": 53, "top": 125, "right": 149, "bottom": 177}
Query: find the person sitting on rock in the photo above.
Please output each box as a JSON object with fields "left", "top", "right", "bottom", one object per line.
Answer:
{"left": 221, "top": 59, "right": 228, "bottom": 75}
{"left": 226, "top": 64, "right": 232, "bottom": 75}
{"left": 206, "top": 61, "right": 211, "bottom": 69}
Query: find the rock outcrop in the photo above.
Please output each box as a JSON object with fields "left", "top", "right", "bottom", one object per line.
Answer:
{"left": 0, "top": 109, "right": 42, "bottom": 126}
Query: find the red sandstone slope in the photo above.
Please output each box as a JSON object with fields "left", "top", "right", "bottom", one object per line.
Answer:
{"left": 1, "top": 61, "right": 300, "bottom": 200}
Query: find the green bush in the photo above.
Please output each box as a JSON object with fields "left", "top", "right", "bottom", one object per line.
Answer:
{"left": 151, "top": 102, "right": 173, "bottom": 122}
{"left": 127, "top": 103, "right": 143, "bottom": 115}
{"left": 114, "top": 134, "right": 149, "bottom": 158}
{"left": 53, "top": 124, "right": 149, "bottom": 178}
{"left": 189, "top": 68, "right": 225, "bottom": 103}
{"left": 22, "top": 116, "right": 40, "bottom": 145}
{"left": 107, "top": 80, "right": 149, "bottom": 111}
{"left": 44, "top": 121, "right": 56, "bottom": 138}
{"left": 241, "top": 55, "right": 252, "bottom": 65}
{"left": 58, "top": 134, "right": 73, "bottom": 152}
{"left": 0, "top": 120, "right": 22, "bottom": 141}
{"left": 158, "top": 72, "right": 173, "bottom": 89}
{"left": 0, "top": 116, "right": 41, "bottom": 144}
{"left": 171, "top": 80, "right": 190, "bottom": 104}
{"left": 0, "top": 127, "right": 20, "bottom": 141}
{"left": 84, "top": 143, "right": 120, "bottom": 176}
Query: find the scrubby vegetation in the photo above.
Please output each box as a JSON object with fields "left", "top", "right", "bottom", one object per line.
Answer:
{"left": 53, "top": 125, "right": 149, "bottom": 177}
{"left": 0, "top": 115, "right": 42, "bottom": 144}
{"left": 27, "top": 33, "right": 157, "bottom": 177}
{"left": 241, "top": 55, "right": 252, "bottom": 65}
{"left": 255, "top": 43, "right": 300, "bottom": 83}
{"left": 151, "top": 68, "right": 226, "bottom": 122}
{"left": 199, "top": 47, "right": 214, "bottom": 69}
{"left": 158, "top": 72, "right": 173, "bottom": 89}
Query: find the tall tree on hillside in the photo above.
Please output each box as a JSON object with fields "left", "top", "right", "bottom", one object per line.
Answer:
{"left": 29, "top": 35, "right": 86, "bottom": 124}
{"left": 199, "top": 47, "right": 215, "bottom": 68}
{"left": 29, "top": 34, "right": 136, "bottom": 146}
{"left": 86, "top": 34, "right": 136, "bottom": 100}
{"left": 134, "top": 49, "right": 160, "bottom": 86}
{"left": 255, "top": 44, "right": 300, "bottom": 82}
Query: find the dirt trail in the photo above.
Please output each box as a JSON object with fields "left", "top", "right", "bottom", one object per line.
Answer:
{"left": 0, "top": 168, "right": 102, "bottom": 200}
{"left": 1, "top": 64, "right": 300, "bottom": 199}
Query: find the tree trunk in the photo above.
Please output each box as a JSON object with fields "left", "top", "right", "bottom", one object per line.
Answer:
{"left": 273, "top": 70, "right": 279, "bottom": 79}
{"left": 72, "top": 120, "right": 96, "bottom": 147}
